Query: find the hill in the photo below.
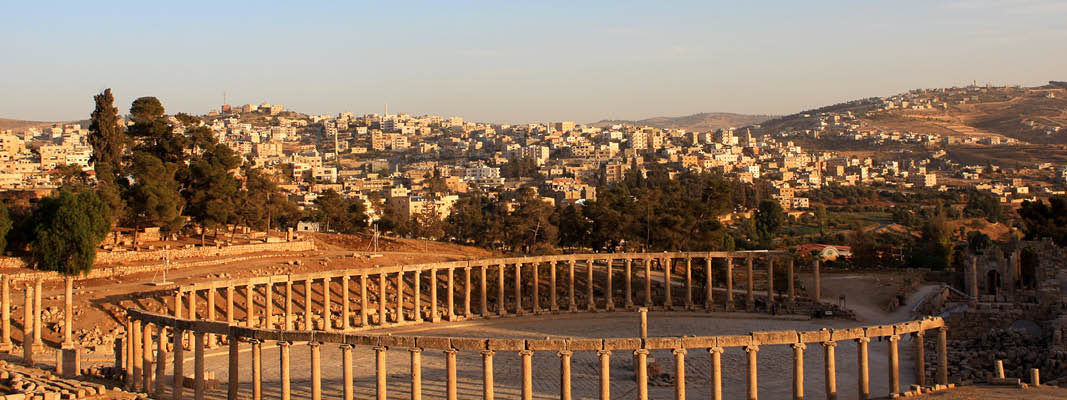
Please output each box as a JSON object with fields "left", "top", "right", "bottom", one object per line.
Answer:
{"left": 594, "top": 112, "right": 776, "bottom": 132}
{"left": 0, "top": 117, "right": 88, "bottom": 132}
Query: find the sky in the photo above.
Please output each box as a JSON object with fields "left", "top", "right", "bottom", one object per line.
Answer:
{"left": 2, "top": 1, "right": 1065, "bottom": 124}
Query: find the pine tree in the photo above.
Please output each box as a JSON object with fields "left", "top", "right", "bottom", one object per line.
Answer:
{"left": 88, "top": 89, "right": 126, "bottom": 217}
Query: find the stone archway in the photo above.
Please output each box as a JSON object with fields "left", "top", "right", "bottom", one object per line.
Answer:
{"left": 986, "top": 269, "right": 1001, "bottom": 296}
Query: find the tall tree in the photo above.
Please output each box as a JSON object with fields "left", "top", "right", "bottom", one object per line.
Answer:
{"left": 28, "top": 190, "right": 112, "bottom": 275}
{"left": 124, "top": 152, "right": 184, "bottom": 240}
{"left": 88, "top": 89, "right": 126, "bottom": 216}
{"left": 183, "top": 134, "right": 241, "bottom": 244}
{"left": 754, "top": 199, "right": 785, "bottom": 247}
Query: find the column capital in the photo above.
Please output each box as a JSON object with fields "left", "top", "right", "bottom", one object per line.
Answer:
{"left": 247, "top": 338, "right": 260, "bottom": 344}
{"left": 708, "top": 346, "right": 725, "bottom": 355}
{"left": 744, "top": 344, "right": 760, "bottom": 353}
{"left": 913, "top": 330, "right": 925, "bottom": 338}
{"left": 792, "top": 342, "right": 807, "bottom": 350}
{"left": 374, "top": 345, "right": 388, "bottom": 352}
{"left": 856, "top": 337, "right": 871, "bottom": 344}
{"left": 557, "top": 350, "right": 573, "bottom": 358}
{"left": 409, "top": 347, "right": 423, "bottom": 354}
{"left": 938, "top": 326, "right": 947, "bottom": 333}
{"left": 308, "top": 341, "right": 321, "bottom": 348}
{"left": 821, "top": 341, "right": 837, "bottom": 348}
{"left": 597, "top": 349, "right": 612, "bottom": 357}
{"left": 278, "top": 341, "right": 291, "bottom": 347}
{"left": 672, "top": 348, "right": 687, "bottom": 356}
{"left": 443, "top": 348, "right": 458, "bottom": 355}
{"left": 480, "top": 349, "right": 496, "bottom": 357}
{"left": 633, "top": 348, "right": 650, "bottom": 356}
{"left": 888, "top": 335, "right": 900, "bottom": 342}
{"left": 518, "top": 349, "right": 534, "bottom": 357}
{"left": 339, "top": 343, "right": 354, "bottom": 350}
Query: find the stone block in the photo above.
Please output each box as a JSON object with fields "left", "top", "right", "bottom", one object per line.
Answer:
{"left": 752, "top": 330, "right": 798, "bottom": 345}
{"left": 487, "top": 338, "right": 525, "bottom": 351}
{"left": 602, "top": 338, "right": 642, "bottom": 350}
{"left": 717, "top": 334, "right": 752, "bottom": 348}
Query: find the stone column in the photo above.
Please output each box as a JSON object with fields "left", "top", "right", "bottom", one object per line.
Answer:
{"left": 33, "top": 279, "right": 41, "bottom": 350}
{"left": 532, "top": 263, "right": 540, "bottom": 314}
{"left": 520, "top": 349, "right": 534, "bottom": 400}
{"left": 447, "top": 268, "right": 455, "bottom": 320}
{"left": 245, "top": 284, "right": 255, "bottom": 328}
{"left": 792, "top": 343, "right": 805, "bottom": 400}
{"left": 888, "top": 335, "right": 900, "bottom": 396}
{"left": 310, "top": 342, "right": 322, "bottom": 400}
{"left": 465, "top": 267, "right": 472, "bottom": 317}
{"left": 323, "top": 278, "right": 332, "bottom": 330}
{"left": 342, "top": 276, "right": 350, "bottom": 330}
{"left": 726, "top": 257, "right": 734, "bottom": 310}
{"left": 550, "top": 261, "right": 559, "bottom": 312}
{"left": 746, "top": 344, "right": 759, "bottom": 400}
{"left": 480, "top": 266, "right": 489, "bottom": 317}
{"left": 684, "top": 257, "right": 693, "bottom": 309}
{"left": 644, "top": 258, "right": 652, "bottom": 307}
{"left": 445, "top": 349, "right": 458, "bottom": 400}
{"left": 745, "top": 257, "right": 754, "bottom": 311}
{"left": 705, "top": 256, "right": 714, "bottom": 311}
{"left": 606, "top": 259, "right": 615, "bottom": 311}
{"left": 634, "top": 348, "right": 649, "bottom": 400}
{"left": 823, "top": 341, "right": 837, "bottom": 400}
{"left": 375, "top": 345, "right": 388, "bottom": 400}
{"left": 587, "top": 259, "right": 595, "bottom": 311}
{"left": 857, "top": 337, "right": 870, "bottom": 400}
{"left": 195, "top": 332, "right": 207, "bottom": 400}
{"left": 359, "top": 275, "right": 368, "bottom": 327}
{"left": 64, "top": 277, "right": 73, "bottom": 347}
{"left": 497, "top": 264, "right": 506, "bottom": 316}
{"left": 226, "top": 286, "right": 235, "bottom": 326}
{"left": 431, "top": 268, "right": 440, "bottom": 321}
{"left": 938, "top": 326, "right": 948, "bottom": 385}
{"left": 598, "top": 350, "right": 611, "bottom": 400}
{"left": 207, "top": 288, "right": 216, "bottom": 347}
{"left": 788, "top": 257, "right": 796, "bottom": 305}
{"left": 279, "top": 341, "right": 291, "bottom": 400}
{"left": 155, "top": 327, "right": 167, "bottom": 399}
{"left": 914, "top": 331, "right": 926, "bottom": 388}
{"left": 673, "top": 348, "right": 687, "bottom": 400}
{"left": 569, "top": 260, "right": 577, "bottom": 311}
{"left": 396, "top": 272, "right": 405, "bottom": 324}
{"left": 131, "top": 319, "right": 141, "bottom": 391}
{"left": 224, "top": 334, "right": 235, "bottom": 400}
{"left": 304, "top": 280, "right": 313, "bottom": 330}
{"left": 410, "top": 348, "right": 423, "bottom": 400}
{"left": 175, "top": 290, "right": 183, "bottom": 320}
{"left": 188, "top": 289, "right": 198, "bottom": 323}
{"left": 143, "top": 324, "right": 154, "bottom": 393}
{"left": 414, "top": 270, "right": 423, "bottom": 322}
{"left": 624, "top": 258, "right": 633, "bottom": 309}
{"left": 813, "top": 259, "right": 821, "bottom": 301}
{"left": 0, "top": 275, "right": 9, "bottom": 351}
{"left": 710, "top": 347, "right": 724, "bottom": 400}
{"left": 514, "top": 263, "right": 523, "bottom": 315}
{"left": 341, "top": 344, "right": 354, "bottom": 400}
{"left": 175, "top": 328, "right": 186, "bottom": 400}
{"left": 482, "top": 350, "right": 495, "bottom": 400}
{"left": 378, "top": 273, "right": 387, "bottom": 324}
{"left": 969, "top": 255, "right": 979, "bottom": 303}
{"left": 767, "top": 257, "right": 775, "bottom": 305}
{"left": 23, "top": 284, "right": 32, "bottom": 365}
{"left": 559, "top": 350, "right": 573, "bottom": 400}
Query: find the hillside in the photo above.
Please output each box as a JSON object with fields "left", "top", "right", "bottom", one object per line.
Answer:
{"left": 0, "top": 117, "right": 88, "bottom": 132}
{"left": 594, "top": 112, "right": 775, "bottom": 132}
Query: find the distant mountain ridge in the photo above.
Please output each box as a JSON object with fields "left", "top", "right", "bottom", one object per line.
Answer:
{"left": 594, "top": 112, "right": 777, "bottom": 132}
{"left": 0, "top": 117, "right": 85, "bottom": 132}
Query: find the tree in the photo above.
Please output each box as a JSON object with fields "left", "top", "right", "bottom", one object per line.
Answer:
{"left": 0, "top": 203, "right": 11, "bottom": 253}
{"left": 504, "top": 188, "right": 557, "bottom": 254}
{"left": 88, "top": 88, "right": 126, "bottom": 216}
{"left": 312, "top": 190, "right": 368, "bottom": 234}
{"left": 754, "top": 199, "right": 785, "bottom": 246}
{"left": 1018, "top": 196, "right": 1067, "bottom": 246}
{"left": 28, "top": 190, "right": 111, "bottom": 275}
{"left": 182, "top": 129, "right": 241, "bottom": 243}
{"left": 964, "top": 190, "right": 1004, "bottom": 222}
{"left": 124, "top": 152, "right": 184, "bottom": 240}
{"left": 966, "top": 231, "right": 992, "bottom": 254}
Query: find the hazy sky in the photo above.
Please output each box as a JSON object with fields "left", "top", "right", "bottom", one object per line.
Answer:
{"left": 2, "top": 1, "right": 1065, "bottom": 124}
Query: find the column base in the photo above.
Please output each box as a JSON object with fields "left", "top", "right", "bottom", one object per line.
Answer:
{"left": 0, "top": 343, "right": 13, "bottom": 352}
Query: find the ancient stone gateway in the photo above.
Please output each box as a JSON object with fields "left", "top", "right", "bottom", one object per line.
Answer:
{"left": 120, "top": 251, "right": 950, "bottom": 400}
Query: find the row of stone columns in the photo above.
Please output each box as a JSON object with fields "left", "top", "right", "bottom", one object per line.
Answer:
{"left": 128, "top": 324, "right": 950, "bottom": 400}
{"left": 177, "top": 254, "right": 802, "bottom": 332}
{"left": 0, "top": 276, "right": 79, "bottom": 363}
